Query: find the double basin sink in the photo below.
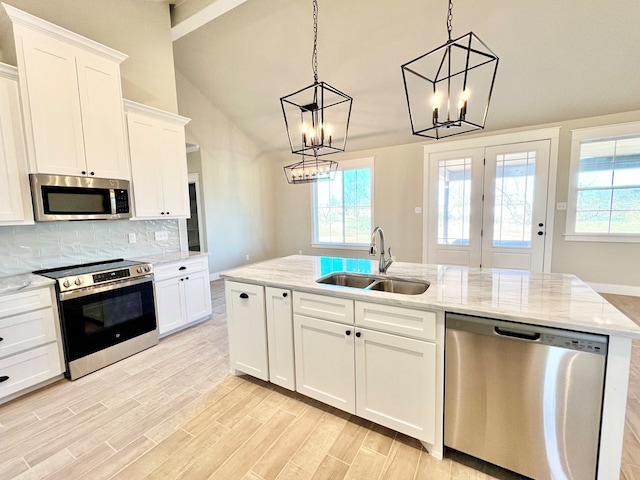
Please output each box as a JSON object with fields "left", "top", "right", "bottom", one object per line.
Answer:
{"left": 316, "top": 272, "right": 430, "bottom": 295}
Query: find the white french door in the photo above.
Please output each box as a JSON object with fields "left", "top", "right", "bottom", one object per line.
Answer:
{"left": 426, "top": 140, "right": 551, "bottom": 272}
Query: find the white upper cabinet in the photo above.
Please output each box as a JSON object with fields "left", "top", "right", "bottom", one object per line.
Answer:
{"left": 0, "top": 64, "right": 33, "bottom": 225}
{"left": 125, "top": 100, "right": 190, "bottom": 219}
{"left": 4, "top": 4, "right": 130, "bottom": 180}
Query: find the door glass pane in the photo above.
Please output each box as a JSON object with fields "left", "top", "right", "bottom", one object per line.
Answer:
{"left": 438, "top": 158, "right": 471, "bottom": 245}
{"left": 493, "top": 151, "right": 536, "bottom": 247}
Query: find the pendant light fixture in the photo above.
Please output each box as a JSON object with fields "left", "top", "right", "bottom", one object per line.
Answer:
{"left": 281, "top": 0, "right": 352, "bottom": 159}
{"left": 283, "top": 154, "right": 339, "bottom": 184}
{"left": 401, "top": 0, "right": 499, "bottom": 140}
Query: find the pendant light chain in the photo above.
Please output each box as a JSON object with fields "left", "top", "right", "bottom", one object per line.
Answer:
{"left": 447, "top": 0, "right": 453, "bottom": 41}
{"left": 312, "top": 0, "right": 319, "bottom": 83}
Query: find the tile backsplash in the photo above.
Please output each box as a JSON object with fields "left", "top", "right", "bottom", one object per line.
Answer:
{"left": 0, "top": 219, "right": 181, "bottom": 276}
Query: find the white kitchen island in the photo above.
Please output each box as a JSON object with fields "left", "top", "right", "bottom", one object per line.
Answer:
{"left": 221, "top": 255, "right": 640, "bottom": 480}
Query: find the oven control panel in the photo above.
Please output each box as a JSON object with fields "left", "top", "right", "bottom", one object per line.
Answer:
{"left": 93, "top": 268, "right": 131, "bottom": 283}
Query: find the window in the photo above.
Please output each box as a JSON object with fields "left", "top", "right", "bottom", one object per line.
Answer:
{"left": 567, "top": 122, "right": 640, "bottom": 241}
{"left": 313, "top": 157, "right": 373, "bottom": 247}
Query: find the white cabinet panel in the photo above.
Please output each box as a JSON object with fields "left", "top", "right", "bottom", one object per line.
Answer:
{"left": 294, "top": 314, "right": 355, "bottom": 413}
{"left": 0, "top": 66, "right": 32, "bottom": 224}
{"left": 75, "top": 51, "right": 128, "bottom": 179}
{"left": 0, "top": 343, "right": 63, "bottom": 399}
{"left": 355, "top": 327, "right": 436, "bottom": 443}
{"left": 355, "top": 301, "right": 437, "bottom": 341}
{"left": 266, "top": 287, "right": 294, "bottom": 391}
{"left": 226, "top": 281, "right": 268, "bottom": 381}
{"left": 154, "top": 256, "right": 212, "bottom": 336}
{"left": 293, "top": 291, "right": 354, "bottom": 325}
{"left": 125, "top": 101, "right": 190, "bottom": 219}
{"left": 0, "top": 308, "right": 57, "bottom": 359}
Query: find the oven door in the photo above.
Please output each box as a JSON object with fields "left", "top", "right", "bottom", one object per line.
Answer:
{"left": 58, "top": 276, "right": 157, "bottom": 363}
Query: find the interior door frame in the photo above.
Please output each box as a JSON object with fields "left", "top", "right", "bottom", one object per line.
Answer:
{"left": 422, "top": 127, "right": 560, "bottom": 272}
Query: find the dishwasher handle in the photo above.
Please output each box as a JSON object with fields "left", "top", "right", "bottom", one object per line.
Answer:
{"left": 494, "top": 326, "right": 541, "bottom": 341}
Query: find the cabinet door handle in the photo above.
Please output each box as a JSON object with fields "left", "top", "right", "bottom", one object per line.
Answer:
{"left": 282, "top": 292, "right": 288, "bottom": 298}
{"left": 355, "top": 332, "right": 361, "bottom": 338}
{"left": 179, "top": 266, "right": 187, "bottom": 271}
{"left": 239, "top": 293, "right": 249, "bottom": 299}
{"left": 185, "top": 277, "right": 189, "bottom": 280}
{"left": 0, "top": 376, "right": 9, "bottom": 383}
{"left": 345, "top": 330, "right": 351, "bottom": 336}
{"left": 81, "top": 170, "right": 86, "bottom": 175}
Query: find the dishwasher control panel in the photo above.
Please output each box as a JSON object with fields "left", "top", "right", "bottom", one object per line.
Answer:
{"left": 542, "top": 334, "right": 608, "bottom": 355}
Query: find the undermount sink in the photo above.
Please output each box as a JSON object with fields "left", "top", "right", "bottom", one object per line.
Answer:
{"left": 316, "top": 272, "right": 430, "bottom": 295}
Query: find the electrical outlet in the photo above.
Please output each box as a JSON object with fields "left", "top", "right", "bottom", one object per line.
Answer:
{"left": 415, "top": 206, "right": 422, "bottom": 214}
{"left": 245, "top": 254, "right": 250, "bottom": 261}
{"left": 155, "top": 231, "right": 169, "bottom": 241}
{"left": 298, "top": 250, "right": 303, "bottom": 255}
{"left": 556, "top": 202, "right": 567, "bottom": 211}
{"left": 128, "top": 233, "right": 137, "bottom": 244}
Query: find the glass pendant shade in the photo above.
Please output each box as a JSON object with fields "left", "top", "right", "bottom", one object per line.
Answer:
{"left": 402, "top": 31, "right": 498, "bottom": 140}
{"left": 283, "top": 155, "right": 338, "bottom": 184}
{"left": 281, "top": 81, "right": 352, "bottom": 157}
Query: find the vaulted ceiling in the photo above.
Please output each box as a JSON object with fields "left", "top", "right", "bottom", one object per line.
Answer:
{"left": 171, "top": 0, "right": 640, "bottom": 158}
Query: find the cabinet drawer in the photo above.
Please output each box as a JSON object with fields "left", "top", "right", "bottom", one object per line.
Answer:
{"left": 355, "top": 301, "right": 437, "bottom": 341}
{"left": 0, "top": 307, "right": 57, "bottom": 359}
{"left": 0, "top": 343, "right": 63, "bottom": 399}
{"left": 0, "top": 288, "right": 52, "bottom": 319}
{"left": 293, "top": 292, "right": 354, "bottom": 325}
{"left": 153, "top": 256, "right": 209, "bottom": 281}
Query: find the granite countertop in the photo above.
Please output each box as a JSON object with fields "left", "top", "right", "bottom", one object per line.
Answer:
{"left": 130, "top": 251, "right": 209, "bottom": 266}
{"left": 220, "top": 255, "right": 640, "bottom": 339}
{"left": 0, "top": 273, "right": 55, "bottom": 297}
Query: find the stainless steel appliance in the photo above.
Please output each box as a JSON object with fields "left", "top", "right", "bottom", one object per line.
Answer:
{"left": 30, "top": 174, "right": 131, "bottom": 221}
{"left": 34, "top": 259, "right": 157, "bottom": 380}
{"left": 445, "top": 313, "right": 607, "bottom": 480}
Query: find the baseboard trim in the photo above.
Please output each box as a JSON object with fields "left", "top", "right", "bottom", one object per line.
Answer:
{"left": 588, "top": 282, "right": 640, "bottom": 296}
{"left": 210, "top": 272, "right": 221, "bottom": 282}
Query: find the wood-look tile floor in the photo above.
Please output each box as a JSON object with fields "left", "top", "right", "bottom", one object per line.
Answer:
{"left": 0, "top": 282, "right": 639, "bottom": 479}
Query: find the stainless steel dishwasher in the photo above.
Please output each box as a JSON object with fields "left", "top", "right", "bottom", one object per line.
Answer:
{"left": 445, "top": 313, "right": 608, "bottom": 480}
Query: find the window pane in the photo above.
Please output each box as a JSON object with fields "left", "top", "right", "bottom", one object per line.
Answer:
{"left": 574, "top": 133, "right": 640, "bottom": 235}
{"left": 493, "top": 152, "right": 535, "bottom": 248}
{"left": 438, "top": 158, "right": 471, "bottom": 245}
{"left": 314, "top": 166, "right": 372, "bottom": 245}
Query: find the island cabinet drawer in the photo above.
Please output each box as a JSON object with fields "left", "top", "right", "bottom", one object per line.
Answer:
{"left": 0, "top": 288, "right": 52, "bottom": 320}
{"left": 0, "top": 343, "right": 63, "bottom": 399}
{"left": 0, "top": 308, "right": 57, "bottom": 359}
{"left": 355, "top": 301, "right": 437, "bottom": 341}
{"left": 153, "top": 256, "right": 208, "bottom": 282}
{"left": 293, "top": 292, "right": 354, "bottom": 325}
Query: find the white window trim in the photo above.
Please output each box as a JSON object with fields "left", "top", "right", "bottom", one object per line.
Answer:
{"left": 565, "top": 121, "right": 640, "bottom": 243}
{"left": 311, "top": 156, "right": 375, "bottom": 249}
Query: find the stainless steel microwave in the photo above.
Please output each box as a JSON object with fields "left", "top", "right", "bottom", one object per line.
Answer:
{"left": 30, "top": 174, "right": 132, "bottom": 221}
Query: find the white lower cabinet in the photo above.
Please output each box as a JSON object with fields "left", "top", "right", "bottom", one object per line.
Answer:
{"left": 225, "top": 281, "right": 269, "bottom": 381}
{"left": 0, "top": 286, "right": 64, "bottom": 403}
{"left": 355, "top": 327, "right": 436, "bottom": 444}
{"left": 154, "top": 256, "right": 212, "bottom": 336}
{"left": 294, "top": 314, "right": 355, "bottom": 412}
{"left": 224, "top": 284, "right": 439, "bottom": 446}
{"left": 265, "top": 287, "right": 295, "bottom": 391}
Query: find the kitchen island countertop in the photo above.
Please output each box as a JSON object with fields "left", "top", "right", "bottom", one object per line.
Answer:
{"left": 221, "top": 255, "right": 640, "bottom": 339}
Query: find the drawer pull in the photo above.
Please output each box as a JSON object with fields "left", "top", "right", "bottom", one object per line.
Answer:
{"left": 346, "top": 330, "right": 351, "bottom": 336}
{"left": 179, "top": 266, "right": 187, "bottom": 271}
{"left": 239, "top": 293, "right": 249, "bottom": 299}
{"left": 0, "top": 376, "right": 9, "bottom": 383}
{"left": 355, "top": 332, "right": 361, "bottom": 338}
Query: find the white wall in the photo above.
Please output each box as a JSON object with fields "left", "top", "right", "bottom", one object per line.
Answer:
{"left": 175, "top": 71, "right": 277, "bottom": 275}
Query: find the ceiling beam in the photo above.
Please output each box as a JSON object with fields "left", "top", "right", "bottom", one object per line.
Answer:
{"left": 171, "top": 0, "right": 249, "bottom": 41}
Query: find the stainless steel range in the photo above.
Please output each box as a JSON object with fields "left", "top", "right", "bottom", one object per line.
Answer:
{"left": 34, "top": 259, "right": 158, "bottom": 380}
